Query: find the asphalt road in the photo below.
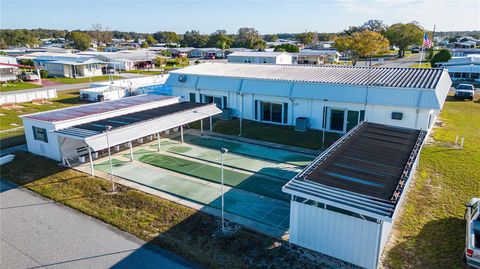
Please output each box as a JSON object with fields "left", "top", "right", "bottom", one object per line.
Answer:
{"left": 0, "top": 180, "right": 198, "bottom": 269}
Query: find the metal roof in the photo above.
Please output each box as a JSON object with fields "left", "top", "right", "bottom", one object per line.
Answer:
{"left": 56, "top": 102, "right": 210, "bottom": 137}
{"left": 227, "top": 51, "right": 290, "bottom": 58}
{"left": 171, "top": 62, "right": 445, "bottom": 89}
{"left": 283, "top": 122, "right": 426, "bottom": 220}
{"left": 22, "top": 95, "right": 175, "bottom": 123}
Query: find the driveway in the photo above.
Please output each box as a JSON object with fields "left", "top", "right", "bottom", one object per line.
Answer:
{"left": 0, "top": 180, "right": 198, "bottom": 269}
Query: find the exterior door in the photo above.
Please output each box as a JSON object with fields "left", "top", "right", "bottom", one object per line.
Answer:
{"left": 346, "top": 110, "right": 360, "bottom": 131}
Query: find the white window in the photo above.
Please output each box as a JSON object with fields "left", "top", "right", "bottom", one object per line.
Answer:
{"left": 32, "top": 126, "right": 48, "bottom": 143}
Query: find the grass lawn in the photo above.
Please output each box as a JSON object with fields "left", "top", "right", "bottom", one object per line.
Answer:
{"left": 409, "top": 62, "right": 432, "bottom": 68}
{"left": 1, "top": 152, "right": 341, "bottom": 269}
{"left": 383, "top": 95, "right": 480, "bottom": 268}
{"left": 0, "top": 90, "right": 88, "bottom": 148}
{"left": 0, "top": 81, "right": 42, "bottom": 92}
{"left": 191, "top": 118, "right": 341, "bottom": 150}
{"left": 45, "top": 75, "right": 123, "bottom": 84}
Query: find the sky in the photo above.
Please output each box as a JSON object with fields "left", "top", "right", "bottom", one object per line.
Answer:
{"left": 1, "top": 0, "right": 479, "bottom": 34}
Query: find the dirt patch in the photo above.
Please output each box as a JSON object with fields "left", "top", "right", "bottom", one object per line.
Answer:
{"left": 1, "top": 104, "right": 25, "bottom": 110}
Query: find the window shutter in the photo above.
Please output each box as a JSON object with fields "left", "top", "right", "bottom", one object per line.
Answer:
{"left": 360, "top": 110, "right": 365, "bottom": 121}
{"left": 322, "top": 106, "right": 328, "bottom": 129}
{"left": 283, "top": 103, "right": 288, "bottom": 124}
{"left": 254, "top": 100, "right": 258, "bottom": 120}
{"left": 223, "top": 96, "right": 227, "bottom": 109}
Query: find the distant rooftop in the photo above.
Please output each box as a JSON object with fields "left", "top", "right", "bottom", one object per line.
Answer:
{"left": 23, "top": 95, "right": 175, "bottom": 123}
{"left": 227, "top": 51, "right": 290, "bottom": 58}
{"left": 171, "top": 62, "right": 446, "bottom": 89}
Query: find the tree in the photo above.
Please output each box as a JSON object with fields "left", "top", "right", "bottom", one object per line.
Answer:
{"left": 90, "top": 23, "right": 112, "bottom": 45}
{"left": 146, "top": 35, "right": 157, "bottom": 46}
{"left": 361, "top": 20, "right": 386, "bottom": 33}
{"left": 384, "top": 23, "right": 423, "bottom": 57}
{"left": 234, "top": 27, "right": 264, "bottom": 49}
{"left": 153, "top": 31, "right": 180, "bottom": 44}
{"left": 181, "top": 30, "right": 208, "bottom": 47}
{"left": 207, "top": 30, "right": 233, "bottom": 49}
{"left": 141, "top": 42, "right": 149, "bottom": 48}
{"left": 274, "top": 44, "right": 299, "bottom": 52}
{"left": 70, "top": 32, "right": 92, "bottom": 50}
{"left": 430, "top": 49, "right": 451, "bottom": 67}
{"left": 334, "top": 30, "right": 390, "bottom": 66}
{"left": 296, "top": 32, "right": 318, "bottom": 46}
{"left": 0, "top": 29, "right": 39, "bottom": 47}
{"left": 155, "top": 56, "right": 167, "bottom": 67}
{"left": 264, "top": 34, "right": 279, "bottom": 42}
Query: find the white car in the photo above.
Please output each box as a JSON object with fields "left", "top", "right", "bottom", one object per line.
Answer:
{"left": 455, "top": 84, "right": 475, "bottom": 101}
{"left": 465, "top": 197, "right": 480, "bottom": 268}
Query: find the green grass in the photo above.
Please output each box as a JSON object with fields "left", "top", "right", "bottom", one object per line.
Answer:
{"left": 130, "top": 149, "right": 290, "bottom": 201}
{"left": 383, "top": 95, "right": 480, "bottom": 269}
{"left": 191, "top": 118, "right": 341, "bottom": 150}
{"left": 45, "top": 75, "right": 123, "bottom": 84}
{"left": 1, "top": 152, "right": 337, "bottom": 269}
{"left": 0, "top": 81, "right": 42, "bottom": 92}
{"left": 409, "top": 62, "right": 432, "bottom": 68}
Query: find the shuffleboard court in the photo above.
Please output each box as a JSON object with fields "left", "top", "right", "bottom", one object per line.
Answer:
{"left": 94, "top": 160, "right": 290, "bottom": 231}
{"left": 128, "top": 149, "right": 290, "bottom": 201}
{"left": 149, "top": 137, "right": 302, "bottom": 180}
{"left": 179, "top": 134, "right": 315, "bottom": 166}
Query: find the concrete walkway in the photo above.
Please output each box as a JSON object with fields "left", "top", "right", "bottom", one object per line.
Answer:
{"left": 0, "top": 180, "right": 199, "bottom": 269}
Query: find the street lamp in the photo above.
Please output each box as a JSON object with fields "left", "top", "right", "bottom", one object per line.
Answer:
{"left": 105, "top": 125, "right": 116, "bottom": 192}
{"left": 220, "top": 147, "right": 228, "bottom": 232}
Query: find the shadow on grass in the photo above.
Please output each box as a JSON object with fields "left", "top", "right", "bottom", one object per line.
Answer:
{"left": 384, "top": 217, "right": 466, "bottom": 269}
{"left": 0, "top": 134, "right": 25, "bottom": 150}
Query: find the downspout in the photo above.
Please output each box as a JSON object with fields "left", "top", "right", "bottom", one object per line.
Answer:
{"left": 288, "top": 82, "right": 295, "bottom": 126}
{"left": 414, "top": 88, "right": 424, "bottom": 129}
{"left": 193, "top": 76, "right": 200, "bottom": 102}
{"left": 237, "top": 79, "right": 244, "bottom": 136}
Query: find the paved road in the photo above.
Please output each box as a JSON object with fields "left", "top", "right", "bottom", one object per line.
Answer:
{"left": 0, "top": 180, "right": 198, "bottom": 269}
{"left": 377, "top": 53, "right": 424, "bottom": 68}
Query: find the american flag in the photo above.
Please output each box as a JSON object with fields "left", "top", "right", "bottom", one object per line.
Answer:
{"left": 423, "top": 32, "right": 432, "bottom": 48}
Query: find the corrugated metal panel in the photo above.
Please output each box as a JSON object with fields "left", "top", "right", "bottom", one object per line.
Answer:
{"left": 290, "top": 201, "right": 380, "bottom": 269}
{"left": 197, "top": 76, "right": 242, "bottom": 92}
{"left": 241, "top": 79, "right": 292, "bottom": 97}
{"left": 165, "top": 73, "right": 198, "bottom": 88}
{"left": 367, "top": 88, "right": 420, "bottom": 107}
{"left": 171, "top": 62, "right": 445, "bottom": 89}
{"left": 292, "top": 83, "right": 366, "bottom": 103}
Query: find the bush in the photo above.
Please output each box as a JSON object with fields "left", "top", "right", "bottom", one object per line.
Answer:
{"left": 430, "top": 49, "right": 451, "bottom": 67}
{"left": 40, "top": 69, "right": 49, "bottom": 78}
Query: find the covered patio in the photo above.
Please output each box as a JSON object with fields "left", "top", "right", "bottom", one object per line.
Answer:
{"left": 55, "top": 101, "right": 222, "bottom": 176}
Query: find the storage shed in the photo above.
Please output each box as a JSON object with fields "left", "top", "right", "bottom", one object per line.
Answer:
{"left": 282, "top": 121, "right": 427, "bottom": 269}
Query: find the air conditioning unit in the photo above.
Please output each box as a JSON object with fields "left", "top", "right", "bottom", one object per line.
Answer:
{"left": 295, "top": 117, "right": 310, "bottom": 132}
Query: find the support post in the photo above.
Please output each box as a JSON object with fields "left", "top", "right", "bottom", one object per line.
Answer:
{"left": 180, "top": 125, "right": 184, "bottom": 143}
{"left": 209, "top": 116, "right": 213, "bottom": 132}
{"left": 129, "top": 141, "right": 133, "bottom": 162}
{"left": 157, "top": 132, "right": 161, "bottom": 151}
{"left": 200, "top": 119, "right": 204, "bottom": 135}
{"left": 87, "top": 146, "right": 94, "bottom": 176}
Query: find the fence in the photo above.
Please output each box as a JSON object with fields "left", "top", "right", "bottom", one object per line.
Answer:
{"left": 0, "top": 88, "right": 57, "bottom": 105}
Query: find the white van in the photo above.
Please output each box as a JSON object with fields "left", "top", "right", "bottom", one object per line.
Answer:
{"left": 465, "top": 197, "right": 480, "bottom": 268}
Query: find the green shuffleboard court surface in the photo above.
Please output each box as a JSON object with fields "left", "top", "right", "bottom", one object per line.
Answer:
{"left": 149, "top": 138, "right": 301, "bottom": 180}
{"left": 128, "top": 149, "right": 290, "bottom": 201}
{"left": 94, "top": 159, "right": 290, "bottom": 230}
{"left": 181, "top": 134, "right": 315, "bottom": 166}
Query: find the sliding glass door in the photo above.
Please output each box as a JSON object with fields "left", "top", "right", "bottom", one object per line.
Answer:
{"left": 258, "top": 101, "right": 286, "bottom": 124}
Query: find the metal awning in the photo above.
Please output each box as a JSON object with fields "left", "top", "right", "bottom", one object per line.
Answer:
{"left": 55, "top": 102, "right": 221, "bottom": 151}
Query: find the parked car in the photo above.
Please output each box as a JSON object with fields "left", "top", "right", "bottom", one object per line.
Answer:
{"left": 454, "top": 84, "right": 475, "bottom": 101}
{"left": 411, "top": 47, "right": 421, "bottom": 53}
{"left": 465, "top": 197, "right": 480, "bottom": 268}
{"left": 18, "top": 72, "right": 40, "bottom": 81}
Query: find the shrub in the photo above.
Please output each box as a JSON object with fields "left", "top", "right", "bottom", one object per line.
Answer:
{"left": 39, "top": 69, "right": 49, "bottom": 78}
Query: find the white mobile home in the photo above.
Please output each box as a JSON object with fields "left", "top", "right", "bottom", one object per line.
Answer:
{"left": 438, "top": 55, "right": 480, "bottom": 82}
{"left": 166, "top": 63, "right": 452, "bottom": 133}
{"left": 283, "top": 121, "right": 426, "bottom": 269}
{"left": 227, "top": 52, "right": 293, "bottom": 64}
{"left": 28, "top": 53, "right": 103, "bottom": 78}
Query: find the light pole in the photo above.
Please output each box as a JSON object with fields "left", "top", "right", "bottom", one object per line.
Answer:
{"left": 105, "top": 125, "right": 116, "bottom": 192}
{"left": 220, "top": 147, "right": 228, "bottom": 232}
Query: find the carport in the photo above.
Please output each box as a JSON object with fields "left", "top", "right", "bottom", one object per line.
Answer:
{"left": 55, "top": 102, "right": 222, "bottom": 176}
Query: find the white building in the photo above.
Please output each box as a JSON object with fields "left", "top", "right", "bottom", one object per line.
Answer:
{"left": 78, "top": 50, "right": 159, "bottom": 70}
{"left": 23, "top": 53, "right": 103, "bottom": 78}
{"left": 166, "top": 63, "right": 451, "bottom": 133}
{"left": 293, "top": 49, "right": 340, "bottom": 65}
{"left": 438, "top": 55, "right": 480, "bottom": 82}
{"left": 0, "top": 55, "right": 19, "bottom": 82}
{"left": 283, "top": 121, "right": 426, "bottom": 269}
{"left": 227, "top": 51, "right": 293, "bottom": 64}
{"left": 21, "top": 95, "right": 221, "bottom": 164}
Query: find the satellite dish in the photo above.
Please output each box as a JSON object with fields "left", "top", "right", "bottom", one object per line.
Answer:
{"left": 178, "top": 75, "right": 187, "bottom": 82}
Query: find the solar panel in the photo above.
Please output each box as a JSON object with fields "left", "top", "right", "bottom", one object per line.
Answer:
{"left": 302, "top": 122, "right": 421, "bottom": 201}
